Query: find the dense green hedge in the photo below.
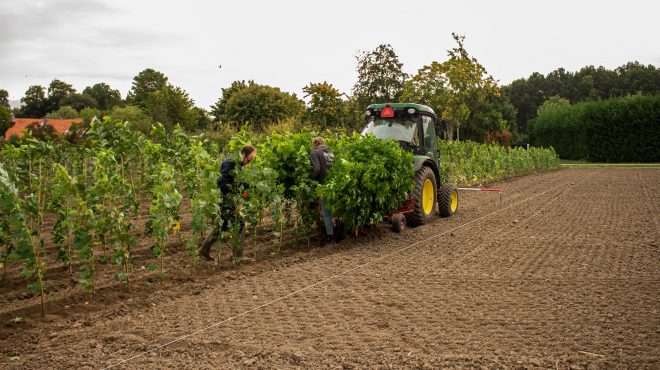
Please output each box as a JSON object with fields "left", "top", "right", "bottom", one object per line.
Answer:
{"left": 530, "top": 95, "right": 660, "bottom": 162}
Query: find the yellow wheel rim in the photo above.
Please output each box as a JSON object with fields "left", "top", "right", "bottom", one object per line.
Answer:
{"left": 450, "top": 190, "right": 458, "bottom": 212}
{"left": 422, "top": 179, "right": 434, "bottom": 215}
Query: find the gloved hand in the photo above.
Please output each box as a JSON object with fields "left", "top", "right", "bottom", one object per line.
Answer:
{"left": 242, "top": 191, "right": 250, "bottom": 200}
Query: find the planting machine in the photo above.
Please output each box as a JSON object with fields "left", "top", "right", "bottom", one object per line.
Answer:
{"left": 362, "top": 103, "right": 458, "bottom": 232}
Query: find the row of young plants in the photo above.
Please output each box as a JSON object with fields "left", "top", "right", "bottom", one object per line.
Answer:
{"left": 0, "top": 118, "right": 416, "bottom": 316}
{"left": 0, "top": 118, "right": 559, "bottom": 317}
{"left": 0, "top": 119, "right": 225, "bottom": 316}
{"left": 438, "top": 140, "right": 560, "bottom": 186}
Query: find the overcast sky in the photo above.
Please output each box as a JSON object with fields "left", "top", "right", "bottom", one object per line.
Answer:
{"left": 1, "top": 0, "right": 658, "bottom": 108}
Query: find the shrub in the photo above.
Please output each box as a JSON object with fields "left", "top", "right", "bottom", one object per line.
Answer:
{"left": 110, "top": 105, "right": 154, "bottom": 135}
{"left": 196, "top": 123, "right": 238, "bottom": 154}
{"left": 46, "top": 105, "right": 79, "bottom": 119}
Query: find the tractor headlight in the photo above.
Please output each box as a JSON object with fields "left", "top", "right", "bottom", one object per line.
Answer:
{"left": 407, "top": 108, "right": 416, "bottom": 114}
{"left": 365, "top": 110, "right": 371, "bottom": 116}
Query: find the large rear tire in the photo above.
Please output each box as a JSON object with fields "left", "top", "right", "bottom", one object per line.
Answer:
{"left": 409, "top": 167, "right": 437, "bottom": 226}
{"left": 439, "top": 184, "right": 458, "bottom": 217}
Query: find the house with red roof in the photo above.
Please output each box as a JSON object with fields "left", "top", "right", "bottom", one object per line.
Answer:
{"left": 4, "top": 116, "right": 83, "bottom": 140}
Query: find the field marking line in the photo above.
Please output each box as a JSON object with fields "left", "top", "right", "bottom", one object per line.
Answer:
{"left": 102, "top": 171, "right": 596, "bottom": 369}
{"left": 560, "top": 163, "right": 660, "bottom": 168}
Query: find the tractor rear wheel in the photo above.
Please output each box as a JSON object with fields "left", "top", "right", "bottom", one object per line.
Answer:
{"left": 439, "top": 184, "right": 459, "bottom": 217}
{"left": 409, "top": 166, "right": 437, "bottom": 226}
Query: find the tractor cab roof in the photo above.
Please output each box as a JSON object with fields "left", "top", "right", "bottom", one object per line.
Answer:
{"left": 366, "top": 103, "right": 436, "bottom": 118}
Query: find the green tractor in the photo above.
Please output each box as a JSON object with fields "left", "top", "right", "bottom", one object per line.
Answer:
{"left": 362, "top": 103, "right": 459, "bottom": 232}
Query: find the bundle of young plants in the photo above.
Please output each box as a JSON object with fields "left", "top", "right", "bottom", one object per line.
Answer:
{"left": 320, "top": 133, "right": 414, "bottom": 231}
{"left": 247, "top": 131, "right": 313, "bottom": 239}
{"left": 247, "top": 131, "right": 416, "bottom": 234}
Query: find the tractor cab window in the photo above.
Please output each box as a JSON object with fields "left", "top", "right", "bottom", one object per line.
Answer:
{"left": 421, "top": 115, "right": 437, "bottom": 153}
{"left": 362, "top": 116, "right": 420, "bottom": 147}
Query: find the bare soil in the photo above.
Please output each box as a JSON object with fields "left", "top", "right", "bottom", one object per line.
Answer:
{"left": 0, "top": 168, "right": 658, "bottom": 369}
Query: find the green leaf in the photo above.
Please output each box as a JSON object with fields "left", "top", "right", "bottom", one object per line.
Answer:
{"left": 27, "top": 282, "right": 42, "bottom": 293}
{"left": 116, "top": 272, "right": 128, "bottom": 282}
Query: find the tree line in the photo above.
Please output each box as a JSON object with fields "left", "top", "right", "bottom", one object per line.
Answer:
{"left": 1, "top": 35, "right": 658, "bottom": 144}
{"left": 503, "top": 62, "right": 660, "bottom": 142}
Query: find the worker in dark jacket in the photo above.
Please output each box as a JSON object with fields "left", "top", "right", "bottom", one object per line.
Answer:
{"left": 310, "top": 137, "right": 335, "bottom": 244}
{"left": 198, "top": 145, "right": 255, "bottom": 261}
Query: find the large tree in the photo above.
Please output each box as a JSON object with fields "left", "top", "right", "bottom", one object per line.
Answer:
{"left": 461, "top": 93, "right": 516, "bottom": 143}
{"left": 616, "top": 61, "right": 660, "bottom": 96}
{"left": 210, "top": 80, "right": 249, "bottom": 123}
{"left": 543, "top": 68, "right": 574, "bottom": 102}
{"left": 303, "top": 81, "right": 344, "bottom": 130}
{"left": 59, "top": 93, "right": 98, "bottom": 111}
{"left": 0, "top": 89, "right": 9, "bottom": 109}
{"left": 340, "top": 95, "right": 367, "bottom": 132}
{"left": 83, "top": 82, "right": 122, "bottom": 111}
{"left": 20, "top": 85, "right": 47, "bottom": 117}
{"left": 401, "top": 33, "right": 499, "bottom": 140}
{"left": 352, "top": 44, "right": 408, "bottom": 109}
{"left": 574, "top": 66, "right": 618, "bottom": 100}
{"left": 126, "top": 68, "right": 168, "bottom": 108}
{"left": 213, "top": 81, "right": 304, "bottom": 130}
{"left": 502, "top": 72, "right": 547, "bottom": 139}
{"left": 144, "top": 84, "right": 200, "bottom": 131}
{"left": 125, "top": 68, "right": 202, "bottom": 131}
{"left": 193, "top": 107, "right": 212, "bottom": 130}
{"left": 46, "top": 79, "right": 76, "bottom": 113}
{"left": 0, "top": 105, "right": 10, "bottom": 137}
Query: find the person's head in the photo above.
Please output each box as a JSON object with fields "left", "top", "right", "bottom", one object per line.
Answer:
{"left": 240, "top": 145, "right": 256, "bottom": 165}
{"left": 312, "top": 137, "right": 325, "bottom": 148}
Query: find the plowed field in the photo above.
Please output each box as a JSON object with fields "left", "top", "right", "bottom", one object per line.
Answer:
{"left": 1, "top": 168, "right": 658, "bottom": 369}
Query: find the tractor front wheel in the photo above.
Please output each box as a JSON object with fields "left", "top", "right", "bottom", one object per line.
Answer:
{"left": 439, "top": 184, "right": 459, "bottom": 217}
{"left": 409, "top": 167, "right": 437, "bottom": 226}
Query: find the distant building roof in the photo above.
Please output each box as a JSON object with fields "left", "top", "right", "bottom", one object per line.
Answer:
{"left": 4, "top": 118, "right": 83, "bottom": 140}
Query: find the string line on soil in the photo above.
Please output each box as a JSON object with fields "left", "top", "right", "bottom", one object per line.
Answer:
{"left": 102, "top": 171, "right": 596, "bottom": 369}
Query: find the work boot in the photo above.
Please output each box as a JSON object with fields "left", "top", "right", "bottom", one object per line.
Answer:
{"left": 198, "top": 227, "right": 219, "bottom": 261}
{"left": 320, "top": 234, "right": 335, "bottom": 247}
{"left": 197, "top": 246, "right": 214, "bottom": 261}
{"left": 334, "top": 221, "right": 346, "bottom": 243}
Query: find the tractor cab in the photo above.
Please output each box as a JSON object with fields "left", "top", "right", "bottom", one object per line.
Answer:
{"left": 362, "top": 103, "right": 439, "bottom": 164}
